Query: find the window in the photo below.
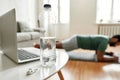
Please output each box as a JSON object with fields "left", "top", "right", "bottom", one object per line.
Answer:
{"left": 43, "top": 0, "right": 70, "bottom": 24}
{"left": 96, "top": 0, "right": 120, "bottom": 23}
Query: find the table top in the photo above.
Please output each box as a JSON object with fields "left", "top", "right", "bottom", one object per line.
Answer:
{"left": 0, "top": 49, "right": 69, "bottom": 80}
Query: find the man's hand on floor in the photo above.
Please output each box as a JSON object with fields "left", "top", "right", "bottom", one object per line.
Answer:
{"left": 113, "top": 56, "right": 119, "bottom": 63}
{"left": 105, "top": 52, "right": 114, "bottom": 56}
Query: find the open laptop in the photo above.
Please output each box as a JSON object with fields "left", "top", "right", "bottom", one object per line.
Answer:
{"left": 0, "top": 8, "right": 40, "bottom": 63}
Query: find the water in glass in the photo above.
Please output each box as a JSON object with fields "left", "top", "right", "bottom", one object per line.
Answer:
{"left": 40, "top": 37, "right": 56, "bottom": 67}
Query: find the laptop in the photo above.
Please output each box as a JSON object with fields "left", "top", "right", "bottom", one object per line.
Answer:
{"left": 0, "top": 8, "right": 40, "bottom": 63}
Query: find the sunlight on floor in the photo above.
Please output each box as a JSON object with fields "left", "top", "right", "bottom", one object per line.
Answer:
{"left": 103, "top": 64, "right": 120, "bottom": 72}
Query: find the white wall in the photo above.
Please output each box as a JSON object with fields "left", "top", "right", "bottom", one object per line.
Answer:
{"left": 0, "top": 0, "right": 27, "bottom": 46}
{"left": 0, "top": 0, "right": 15, "bottom": 47}
{"left": 0, "top": 0, "right": 29, "bottom": 22}
{"left": 0, "top": 0, "right": 15, "bottom": 15}
{"left": 0, "top": 0, "right": 39, "bottom": 28}
{"left": 70, "top": 0, "right": 97, "bottom": 36}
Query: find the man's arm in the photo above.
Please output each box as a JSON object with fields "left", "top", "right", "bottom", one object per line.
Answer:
{"left": 96, "top": 50, "right": 118, "bottom": 63}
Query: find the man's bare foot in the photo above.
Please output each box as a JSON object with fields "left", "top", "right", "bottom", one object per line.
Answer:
{"left": 33, "top": 41, "right": 63, "bottom": 49}
{"left": 33, "top": 43, "right": 40, "bottom": 49}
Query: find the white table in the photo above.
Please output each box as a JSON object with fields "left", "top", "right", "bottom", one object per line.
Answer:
{"left": 0, "top": 49, "right": 69, "bottom": 80}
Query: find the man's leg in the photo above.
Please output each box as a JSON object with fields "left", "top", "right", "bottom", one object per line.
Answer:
{"left": 33, "top": 41, "right": 63, "bottom": 49}
{"left": 34, "top": 35, "right": 78, "bottom": 51}
{"left": 56, "top": 41, "right": 63, "bottom": 49}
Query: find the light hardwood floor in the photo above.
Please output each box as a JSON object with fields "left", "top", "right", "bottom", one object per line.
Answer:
{"left": 62, "top": 60, "right": 120, "bottom": 80}
{"left": 61, "top": 46, "right": 120, "bottom": 80}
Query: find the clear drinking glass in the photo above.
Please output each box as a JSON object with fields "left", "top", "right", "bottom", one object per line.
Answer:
{"left": 40, "top": 37, "right": 56, "bottom": 67}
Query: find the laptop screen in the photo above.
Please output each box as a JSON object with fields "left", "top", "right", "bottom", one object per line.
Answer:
{"left": 0, "top": 9, "right": 18, "bottom": 63}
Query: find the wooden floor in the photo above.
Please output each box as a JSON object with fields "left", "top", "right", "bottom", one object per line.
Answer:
{"left": 62, "top": 60, "right": 120, "bottom": 80}
{"left": 61, "top": 46, "right": 120, "bottom": 80}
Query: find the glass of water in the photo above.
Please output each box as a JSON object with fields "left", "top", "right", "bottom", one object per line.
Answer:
{"left": 40, "top": 37, "right": 56, "bottom": 67}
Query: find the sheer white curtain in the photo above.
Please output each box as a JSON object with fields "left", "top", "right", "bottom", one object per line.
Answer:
{"left": 28, "top": 0, "right": 39, "bottom": 28}
{"left": 113, "top": 0, "right": 120, "bottom": 21}
{"left": 96, "top": 0, "right": 120, "bottom": 23}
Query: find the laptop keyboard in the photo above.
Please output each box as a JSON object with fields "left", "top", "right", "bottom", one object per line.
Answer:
{"left": 18, "top": 49, "right": 40, "bottom": 60}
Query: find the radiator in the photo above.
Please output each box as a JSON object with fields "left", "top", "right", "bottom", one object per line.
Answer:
{"left": 98, "top": 24, "right": 120, "bottom": 37}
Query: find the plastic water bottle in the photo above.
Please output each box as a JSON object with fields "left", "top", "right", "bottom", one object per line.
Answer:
{"left": 40, "top": 4, "right": 56, "bottom": 67}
